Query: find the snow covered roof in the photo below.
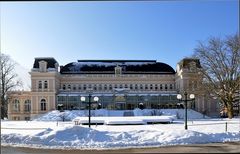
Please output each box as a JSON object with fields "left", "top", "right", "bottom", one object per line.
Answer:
{"left": 60, "top": 60, "right": 175, "bottom": 74}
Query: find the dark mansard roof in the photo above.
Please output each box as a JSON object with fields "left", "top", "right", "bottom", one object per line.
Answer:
{"left": 33, "top": 57, "right": 58, "bottom": 69}
{"left": 60, "top": 60, "right": 175, "bottom": 74}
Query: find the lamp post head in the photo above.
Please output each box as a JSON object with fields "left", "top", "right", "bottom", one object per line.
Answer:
{"left": 189, "top": 94, "right": 195, "bottom": 99}
{"left": 93, "top": 96, "right": 99, "bottom": 102}
{"left": 177, "top": 94, "right": 182, "bottom": 100}
{"left": 80, "top": 96, "right": 86, "bottom": 102}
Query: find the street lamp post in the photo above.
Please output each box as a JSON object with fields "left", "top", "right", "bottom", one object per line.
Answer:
{"left": 81, "top": 95, "right": 99, "bottom": 128}
{"left": 177, "top": 91, "right": 195, "bottom": 130}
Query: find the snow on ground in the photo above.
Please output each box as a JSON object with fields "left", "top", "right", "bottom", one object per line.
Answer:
{"left": 33, "top": 109, "right": 208, "bottom": 121}
{"left": 1, "top": 118, "right": 240, "bottom": 150}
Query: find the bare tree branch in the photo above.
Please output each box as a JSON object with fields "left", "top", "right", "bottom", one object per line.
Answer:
{"left": 193, "top": 34, "right": 240, "bottom": 118}
{"left": 0, "top": 53, "right": 23, "bottom": 119}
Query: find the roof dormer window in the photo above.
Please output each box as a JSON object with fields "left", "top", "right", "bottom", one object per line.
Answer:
{"left": 39, "top": 61, "right": 47, "bottom": 72}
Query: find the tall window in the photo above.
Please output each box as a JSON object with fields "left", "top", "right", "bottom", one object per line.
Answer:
{"left": 73, "top": 85, "right": 76, "bottom": 90}
{"left": 109, "top": 85, "right": 112, "bottom": 90}
{"left": 150, "top": 84, "right": 153, "bottom": 90}
{"left": 145, "top": 84, "right": 148, "bottom": 90}
{"left": 44, "top": 81, "right": 48, "bottom": 89}
{"left": 135, "top": 84, "right": 138, "bottom": 90}
{"left": 38, "top": 81, "right": 42, "bottom": 89}
{"left": 78, "top": 85, "right": 82, "bottom": 90}
{"left": 104, "top": 84, "right": 107, "bottom": 91}
{"left": 88, "top": 84, "right": 92, "bottom": 89}
{"left": 63, "top": 84, "right": 66, "bottom": 90}
{"left": 165, "top": 84, "right": 168, "bottom": 90}
{"left": 13, "top": 99, "right": 20, "bottom": 112}
{"left": 99, "top": 84, "right": 102, "bottom": 91}
{"left": 40, "top": 99, "right": 46, "bottom": 111}
{"left": 67, "top": 84, "right": 71, "bottom": 90}
{"left": 24, "top": 100, "right": 31, "bottom": 112}
{"left": 160, "top": 84, "right": 163, "bottom": 90}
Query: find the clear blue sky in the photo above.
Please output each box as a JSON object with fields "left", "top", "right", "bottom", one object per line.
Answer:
{"left": 0, "top": 1, "right": 239, "bottom": 70}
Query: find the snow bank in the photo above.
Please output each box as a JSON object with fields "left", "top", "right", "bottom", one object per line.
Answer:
{"left": 1, "top": 125, "right": 239, "bottom": 149}
{"left": 33, "top": 109, "right": 207, "bottom": 121}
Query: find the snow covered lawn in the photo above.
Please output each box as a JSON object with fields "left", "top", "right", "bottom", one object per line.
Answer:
{"left": 1, "top": 118, "right": 240, "bottom": 150}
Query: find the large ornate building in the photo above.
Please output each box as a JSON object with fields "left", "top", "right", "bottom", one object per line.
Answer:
{"left": 8, "top": 57, "right": 220, "bottom": 120}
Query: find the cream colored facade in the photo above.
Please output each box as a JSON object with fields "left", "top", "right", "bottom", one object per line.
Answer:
{"left": 8, "top": 57, "right": 220, "bottom": 120}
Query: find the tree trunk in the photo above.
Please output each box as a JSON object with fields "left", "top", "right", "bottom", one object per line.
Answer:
{"left": 227, "top": 103, "right": 234, "bottom": 119}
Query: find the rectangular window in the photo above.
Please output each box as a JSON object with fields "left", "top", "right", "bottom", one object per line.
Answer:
{"left": 38, "top": 81, "right": 42, "bottom": 89}
{"left": 44, "top": 81, "right": 48, "bottom": 89}
{"left": 13, "top": 117, "right": 20, "bottom": 120}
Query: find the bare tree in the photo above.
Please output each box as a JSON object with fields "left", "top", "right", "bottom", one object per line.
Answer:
{"left": 0, "top": 53, "right": 22, "bottom": 119}
{"left": 194, "top": 34, "right": 240, "bottom": 119}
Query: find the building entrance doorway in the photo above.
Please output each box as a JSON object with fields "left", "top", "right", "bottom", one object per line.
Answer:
{"left": 115, "top": 102, "right": 126, "bottom": 110}
{"left": 127, "top": 104, "right": 135, "bottom": 110}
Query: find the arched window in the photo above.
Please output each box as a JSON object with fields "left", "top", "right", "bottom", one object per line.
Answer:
{"left": 13, "top": 99, "right": 20, "bottom": 112}
{"left": 150, "top": 84, "right": 153, "bottom": 90}
{"left": 109, "top": 85, "right": 112, "bottom": 90}
{"left": 38, "top": 81, "right": 42, "bottom": 89}
{"left": 99, "top": 84, "right": 102, "bottom": 91}
{"left": 103, "top": 84, "right": 107, "bottom": 91}
{"left": 24, "top": 100, "right": 31, "bottom": 112}
{"left": 73, "top": 85, "right": 76, "bottom": 90}
{"left": 40, "top": 99, "right": 46, "bottom": 111}
{"left": 67, "top": 84, "right": 71, "bottom": 90}
{"left": 62, "top": 84, "right": 66, "bottom": 90}
{"left": 160, "top": 84, "right": 163, "bottom": 90}
{"left": 135, "top": 84, "right": 138, "bottom": 90}
{"left": 88, "top": 84, "right": 92, "bottom": 89}
{"left": 78, "top": 85, "right": 82, "bottom": 90}
{"left": 44, "top": 81, "right": 48, "bottom": 89}
{"left": 94, "top": 85, "right": 97, "bottom": 90}
{"left": 165, "top": 84, "right": 168, "bottom": 90}
{"left": 145, "top": 84, "right": 148, "bottom": 90}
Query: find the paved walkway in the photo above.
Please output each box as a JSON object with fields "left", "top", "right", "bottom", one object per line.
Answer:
{"left": 2, "top": 142, "right": 240, "bottom": 154}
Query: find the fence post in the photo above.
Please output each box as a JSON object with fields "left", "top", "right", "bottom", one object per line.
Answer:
{"left": 225, "top": 122, "right": 227, "bottom": 132}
